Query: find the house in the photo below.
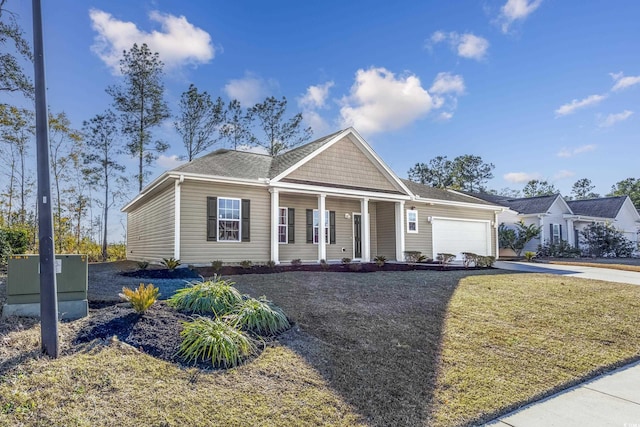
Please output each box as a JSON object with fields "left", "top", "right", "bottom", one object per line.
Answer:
{"left": 470, "top": 192, "right": 640, "bottom": 256}
{"left": 122, "top": 128, "right": 505, "bottom": 264}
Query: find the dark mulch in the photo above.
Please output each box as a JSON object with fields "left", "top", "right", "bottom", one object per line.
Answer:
{"left": 74, "top": 302, "right": 206, "bottom": 368}
{"left": 121, "top": 268, "right": 200, "bottom": 280}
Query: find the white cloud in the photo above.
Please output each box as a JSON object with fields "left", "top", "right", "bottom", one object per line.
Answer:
{"left": 599, "top": 110, "right": 633, "bottom": 127}
{"left": 610, "top": 72, "right": 640, "bottom": 92}
{"left": 428, "top": 31, "right": 489, "bottom": 61}
{"left": 553, "top": 169, "right": 575, "bottom": 180}
{"left": 299, "top": 81, "right": 334, "bottom": 109}
{"left": 223, "top": 73, "right": 274, "bottom": 106}
{"left": 339, "top": 67, "right": 433, "bottom": 135}
{"left": 429, "top": 72, "right": 465, "bottom": 95}
{"left": 89, "top": 9, "right": 214, "bottom": 73}
{"left": 555, "top": 94, "right": 606, "bottom": 117}
{"left": 298, "top": 81, "right": 335, "bottom": 134}
{"left": 437, "top": 112, "right": 454, "bottom": 121}
{"left": 556, "top": 144, "right": 596, "bottom": 158}
{"left": 157, "top": 154, "right": 186, "bottom": 169}
{"left": 498, "top": 0, "right": 543, "bottom": 33}
{"left": 504, "top": 172, "right": 541, "bottom": 183}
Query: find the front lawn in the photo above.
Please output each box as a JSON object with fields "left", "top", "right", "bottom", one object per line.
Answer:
{"left": 1, "top": 269, "right": 640, "bottom": 426}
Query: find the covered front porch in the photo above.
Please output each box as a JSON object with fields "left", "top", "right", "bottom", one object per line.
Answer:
{"left": 268, "top": 185, "right": 410, "bottom": 264}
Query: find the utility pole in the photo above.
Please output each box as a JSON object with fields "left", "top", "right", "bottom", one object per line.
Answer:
{"left": 32, "top": 0, "right": 59, "bottom": 357}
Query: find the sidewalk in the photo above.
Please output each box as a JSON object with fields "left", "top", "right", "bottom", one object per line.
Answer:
{"left": 485, "top": 361, "right": 640, "bottom": 426}
{"left": 494, "top": 261, "right": 640, "bottom": 285}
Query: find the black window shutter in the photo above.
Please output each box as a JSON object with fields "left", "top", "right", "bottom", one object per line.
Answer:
{"left": 207, "top": 197, "right": 217, "bottom": 241}
{"left": 330, "top": 211, "right": 336, "bottom": 244}
{"left": 306, "top": 209, "right": 313, "bottom": 243}
{"left": 559, "top": 224, "right": 563, "bottom": 242}
{"left": 288, "top": 208, "right": 295, "bottom": 243}
{"left": 549, "top": 223, "right": 553, "bottom": 243}
{"left": 241, "top": 199, "right": 250, "bottom": 242}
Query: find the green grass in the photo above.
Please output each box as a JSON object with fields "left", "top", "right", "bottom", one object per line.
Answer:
{"left": 178, "top": 317, "right": 256, "bottom": 368}
{"left": 167, "top": 277, "right": 243, "bottom": 315}
{"left": 2, "top": 269, "right": 640, "bottom": 426}
{"left": 231, "top": 296, "right": 290, "bottom": 335}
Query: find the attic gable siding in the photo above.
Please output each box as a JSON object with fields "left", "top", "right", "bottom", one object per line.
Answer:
{"left": 283, "top": 137, "right": 398, "bottom": 192}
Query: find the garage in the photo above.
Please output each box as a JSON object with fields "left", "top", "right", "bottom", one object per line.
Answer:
{"left": 432, "top": 218, "right": 491, "bottom": 258}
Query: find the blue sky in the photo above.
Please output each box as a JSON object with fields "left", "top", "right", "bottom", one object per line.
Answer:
{"left": 3, "top": 0, "right": 640, "bottom": 238}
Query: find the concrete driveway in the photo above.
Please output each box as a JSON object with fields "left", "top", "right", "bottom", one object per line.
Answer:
{"left": 494, "top": 261, "right": 640, "bottom": 285}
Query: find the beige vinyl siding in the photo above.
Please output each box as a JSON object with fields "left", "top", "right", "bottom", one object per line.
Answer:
{"left": 404, "top": 204, "right": 497, "bottom": 259}
{"left": 127, "top": 184, "right": 175, "bottom": 262}
{"left": 279, "top": 194, "right": 362, "bottom": 262}
{"left": 375, "top": 202, "right": 397, "bottom": 260}
{"left": 369, "top": 203, "right": 377, "bottom": 257}
{"left": 180, "top": 181, "right": 270, "bottom": 264}
{"left": 285, "top": 136, "right": 398, "bottom": 192}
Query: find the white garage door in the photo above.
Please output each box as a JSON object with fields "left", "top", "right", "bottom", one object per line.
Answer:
{"left": 432, "top": 218, "right": 490, "bottom": 258}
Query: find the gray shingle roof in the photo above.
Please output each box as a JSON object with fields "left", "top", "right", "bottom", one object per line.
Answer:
{"left": 400, "top": 180, "right": 498, "bottom": 205}
{"left": 172, "top": 130, "right": 346, "bottom": 180}
{"left": 566, "top": 196, "right": 627, "bottom": 219}
{"left": 470, "top": 193, "right": 561, "bottom": 214}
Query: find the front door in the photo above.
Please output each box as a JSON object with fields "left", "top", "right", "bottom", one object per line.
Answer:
{"left": 353, "top": 214, "right": 362, "bottom": 259}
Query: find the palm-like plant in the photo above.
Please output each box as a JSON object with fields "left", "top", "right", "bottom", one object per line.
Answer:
{"left": 168, "top": 277, "right": 243, "bottom": 315}
{"left": 230, "top": 296, "right": 290, "bottom": 335}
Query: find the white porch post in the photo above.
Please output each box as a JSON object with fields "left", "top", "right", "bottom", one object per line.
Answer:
{"left": 567, "top": 219, "right": 574, "bottom": 247}
{"left": 494, "top": 211, "right": 500, "bottom": 259}
{"left": 318, "top": 193, "right": 326, "bottom": 262}
{"left": 270, "top": 189, "right": 280, "bottom": 264}
{"left": 395, "top": 201, "right": 405, "bottom": 261}
{"left": 173, "top": 178, "right": 182, "bottom": 260}
{"left": 361, "top": 197, "right": 370, "bottom": 262}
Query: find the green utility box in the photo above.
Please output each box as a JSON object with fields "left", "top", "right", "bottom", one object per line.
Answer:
{"left": 2, "top": 254, "right": 88, "bottom": 320}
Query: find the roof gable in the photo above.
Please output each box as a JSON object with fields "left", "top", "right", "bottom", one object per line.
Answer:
{"left": 566, "top": 196, "right": 629, "bottom": 219}
{"left": 401, "top": 180, "right": 500, "bottom": 206}
{"left": 271, "top": 128, "right": 411, "bottom": 194}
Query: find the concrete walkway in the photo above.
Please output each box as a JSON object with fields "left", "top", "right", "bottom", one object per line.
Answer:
{"left": 494, "top": 261, "right": 640, "bottom": 285}
{"left": 485, "top": 360, "right": 640, "bottom": 426}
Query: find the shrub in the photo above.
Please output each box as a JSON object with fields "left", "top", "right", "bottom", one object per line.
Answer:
{"left": 168, "top": 277, "right": 243, "bottom": 315}
{"left": 404, "top": 251, "right": 426, "bottom": 262}
{"left": 291, "top": 258, "right": 302, "bottom": 266}
{"left": 211, "top": 260, "right": 224, "bottom": 272}
{"left": 341, "top": 257, "right": 351, "bottom": 264}
{"left": 319, "top": 259, "right": 330, "bottom": 270}
{"left": 348, "top": 262, "right": 362, "bottom": 272}
{"left": 239, "top": 260, "right": 253, "bottom": 269}
{"left": 119, "top": 283, "right": 159, "bottom": 313}
{"left": 107, "top": 243, "right": 127, "bottom": 261}
{"left": 462, "top": 252, "right": 478, "bottom": 268}
{"left": 266, "top": 260, "right": 276, "bottom": 269}
{"left": 373, "top": 255, "right": 387, "bottom": 267}
{"left": 524, "top": 251, "right": 536, "bottom": 262}
{"left": 230, "top": 296, "right": 290, "bottom": 335}
{"left": 178, "top": 317, "right": 256, "bottom": 368}
{"left": 136, "top": 260, "right": 150, "bottom": 270}
{"left": 161, "top": 257, "right": 181, "bottom": 271}
{"left": 0, "top": 227, "right": 29, "bottom": 267}
{"left": 537, "top": 240, "right": 581, "bottom": 258}
{"left": 437, "top": 253, "right": 456, "bottom": 266}
{"left": 476, "top": 256, "right": 496, "bottom": 268}
{"left": 579, "top": 222, "right": 635, "bottom": 258}
{"left": 498, "top": 221, "right": 542, "bottom": 257}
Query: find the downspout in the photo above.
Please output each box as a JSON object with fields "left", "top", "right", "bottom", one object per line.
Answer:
{"left": 174, "top": 175, "right": 184, "bottom": 260}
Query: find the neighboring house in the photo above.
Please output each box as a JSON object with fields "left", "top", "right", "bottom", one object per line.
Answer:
{"left": 122, "top": 128, "right": 505, "bottom": 264}
{"left": 470, "top": 192, "right": 640, "bottom": 256}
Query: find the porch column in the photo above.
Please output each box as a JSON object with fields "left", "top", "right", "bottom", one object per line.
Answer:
{"left": 318, "top": 193, "right": 326, "bottom": 262}
{"left": 567, "top": 219, "right": 575, "bottom": 247}
{"left": 538, "top": 215, "right": 545, "bottom": 244}
{"left": 361, "top": 198, "right": 370, "bottom": 262}
{"left": 395, "top": 201, "right": 405, "bottom": 261}
{"left": 270, "top": 189, "right": 279, "bottom": 264}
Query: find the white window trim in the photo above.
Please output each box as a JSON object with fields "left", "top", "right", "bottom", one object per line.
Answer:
{"left": 278, "top": 207, "right": 288, "bottom": 244}
{"left": 407, "top": 209, "right": 418, "bottom": 234}
{"left": 552, "top": 223, "right": 561, "bottom": 244}
{"left": 313, "top": 209, "right": 330, "bottom": 245}
{"left": 217, "top": 197, "right": 242, "bottom": 242}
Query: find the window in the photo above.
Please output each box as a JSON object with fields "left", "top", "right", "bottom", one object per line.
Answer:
{"left": 551, "top": 223, "right": 561, "bottom": 244}
{"left": 278, "top": 207, "right": 288, "bottom": 244}
{"left": 407, "top": 210, "right": 418, "bottom": 233}
{"left": 313, "top": 209, "right": 329, "bottom": 244}
{"left": 218, "top": 198, "right": 241, "bottom": 241}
